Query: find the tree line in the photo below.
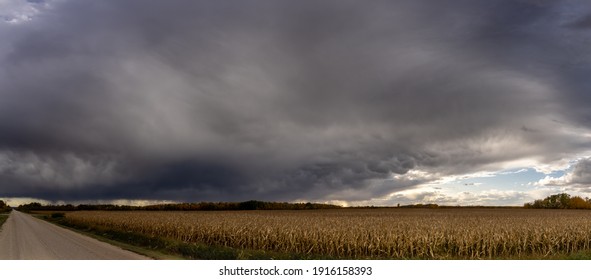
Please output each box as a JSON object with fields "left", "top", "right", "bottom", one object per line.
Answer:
{"left": 524, "top": 193, "right": 591, "bottom": 209}
{"left": 0, "top": 200, "right": 11, "bottom": 213}
{"left": 14, "top": 194, "right": 591, "bottom": 212}
{"left": 16, "top": 200, "right": 342, "bottom": 212}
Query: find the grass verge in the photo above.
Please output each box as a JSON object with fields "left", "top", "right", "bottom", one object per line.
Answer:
{"left": 37, "top": 213, "right": 325, "bottom": 260}
{"left": 0, "top": 213, "right": 9, "bottom": 229}
{"left": 563, "top": 251, "right": 591, "bottom": 260}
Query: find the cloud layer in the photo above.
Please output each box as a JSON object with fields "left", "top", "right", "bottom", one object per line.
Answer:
{"left": 1, "top": 0, "right": 591, "bottom": 203}
{"left": 537, "top": 158, "right": 591, "bottom": 192}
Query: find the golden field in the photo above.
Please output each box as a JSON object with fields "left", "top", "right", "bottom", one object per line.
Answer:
{"left": 63, "top": 208, "right": 591, "bottom": 259}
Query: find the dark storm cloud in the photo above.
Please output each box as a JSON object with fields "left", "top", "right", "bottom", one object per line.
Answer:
{"left": 569, "top": 159, "right": 591, "bottom": 186}
{"left": 566, "top": 14, "right": 591, "bottom": 29}
{"left": 1, "top": 0, "right": 591, "bottom": 202}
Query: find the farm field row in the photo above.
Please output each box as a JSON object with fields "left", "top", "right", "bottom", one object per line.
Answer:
{"left": 55, "top": 208, "right": 591, "bottom": 260}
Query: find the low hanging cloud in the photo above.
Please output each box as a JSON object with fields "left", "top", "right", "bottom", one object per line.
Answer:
{"left": 1, "top": 0, "right": 591, "bottom": 203}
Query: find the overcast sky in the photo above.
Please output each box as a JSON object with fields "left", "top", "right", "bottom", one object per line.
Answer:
{"left": 1, "top": 0, "right": 591, "bottom": 206}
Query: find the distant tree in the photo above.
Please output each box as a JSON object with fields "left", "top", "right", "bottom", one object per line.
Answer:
{"left": 524, "top": 193, "right": 591, "bottom": 209}
{"left": 16, "top": 202, "right": 43, "bottom": 212}
{"left": 568, "top": 196, "right": 591, "bottom": 209}
{"left": 400, "top": 203, "right": 439, "bottom": 209}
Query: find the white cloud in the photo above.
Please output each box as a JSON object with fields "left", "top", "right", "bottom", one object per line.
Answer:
{"left": 354, "top": 189, "right": 535, "bottom": 207}
{"left": 536, "top": 157, "right": 591, "bottom": 193}
{"left": 0, "top": 0, "right": 55, "bottom": 24}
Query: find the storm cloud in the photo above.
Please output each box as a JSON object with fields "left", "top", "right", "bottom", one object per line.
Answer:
{"left": 1, "top": 0, "right": 591, "bottom": 203}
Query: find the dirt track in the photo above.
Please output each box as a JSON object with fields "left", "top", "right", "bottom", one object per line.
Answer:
{"left": 0, "top": 210, "right": 150, "bottom": 260}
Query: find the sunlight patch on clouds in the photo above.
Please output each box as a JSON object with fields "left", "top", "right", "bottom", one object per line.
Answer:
{"left": 54, "top": 199, "right": 177, "bottom": 207}
{"left": 0, "top": 197, "right": 177, "bottom": 207}
{"left": 0, "top": 197, "right": 51, "bottom": 207}
{"left": 348, "top": 153, "right": 591, "bottom": 206}
{"left": 341, "top": 163, "right": 591, "bottom": 206}
{"left": 335, "top": 188, "right": 532, "bottom": 207}
{"left": 535, "top": 157, "right": 591, "bottom": 193}
{"left": 364, "top": 189, "right": 534, "bottom": 206}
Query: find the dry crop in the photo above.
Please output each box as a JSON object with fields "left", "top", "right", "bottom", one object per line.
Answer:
{"left": 64, "top": 208, "right": 591, "bottom": 259}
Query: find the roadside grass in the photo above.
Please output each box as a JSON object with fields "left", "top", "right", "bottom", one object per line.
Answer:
{"left": 35, "top": 213, "right": 325, "bottom": 260}
{"left": 0, "top": 214, "right": 8, "bottom": 229}
{"left": 564, "top": 251, "right": 591, "bottom": 260}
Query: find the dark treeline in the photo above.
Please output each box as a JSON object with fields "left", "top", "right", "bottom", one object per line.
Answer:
{"left": 351, "top": 204, "right": 441, "bottom": 209}
{"left": 524, "top": 193, "right": 591, "bottom": 209}
{"left": 16, "top": 200, "right": 342, "bottom": 212}
{"left": 399, "top": 203, "right": 440, "bottom": 208}
{"left": 17, "top": 194, "right": 591, "bottom": 212}
{"left": 0, "top": 200, "right": 11, "bottom": 213}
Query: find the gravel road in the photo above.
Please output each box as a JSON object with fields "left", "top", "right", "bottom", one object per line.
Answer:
{"left": 0, "top": 210, "right": 150, "bottom": 260}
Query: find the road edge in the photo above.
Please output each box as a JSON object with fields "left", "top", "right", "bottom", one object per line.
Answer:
{"left": 28, "top": 213, "right": 180, "bottom": 260}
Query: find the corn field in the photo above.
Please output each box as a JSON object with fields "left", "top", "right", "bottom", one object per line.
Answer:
{"left": 64, "top": 209, "right": 591, "bottom": 259}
